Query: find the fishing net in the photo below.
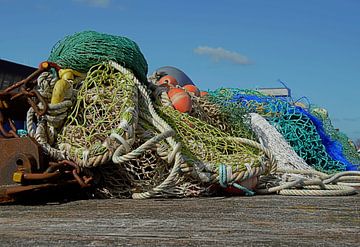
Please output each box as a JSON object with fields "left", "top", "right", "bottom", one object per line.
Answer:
{"left": 48, "top": 30, "right": 148, "bottom": 83}
{"left": 18, "top": 29, "right": 360, "bottom": 199}
{"left": 249, "top": 112, "right": 313, "bottom": 171}
{"left": 190, "top": 94, "right": 255, "bottom": 139}
{"left": 84, "top": 61, "right": 209, "bottom": 198}
{"left": 159, "top": 106, "right": 261, "bottom": 167}
{"left": 208, "top": 88, "right": 348, "bottom": 173}
{"left": 151, "top": 89, "right": 274, "bottom": 192}
{"left": 94, "top": 144, "right": 172, "bottom": 199}
{"left": 94, "top": 114, "right": 206, "bottom": 198}
{"left": 311, "top": 107, "right": 360, "bottom": 168}
{"left": 57, "top": 63, "right": 138, "bottom": 167}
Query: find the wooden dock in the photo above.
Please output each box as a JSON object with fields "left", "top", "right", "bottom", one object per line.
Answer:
{"left": 0, "top": 194, "right": 359, "bottom": 246}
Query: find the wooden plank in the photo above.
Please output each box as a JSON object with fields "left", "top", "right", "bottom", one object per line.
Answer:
{"left": 0, "top": 194, "right": 359, "bottom": 246}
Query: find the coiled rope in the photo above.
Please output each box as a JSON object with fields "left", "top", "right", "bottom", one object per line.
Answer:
{"left": 257, "top": 170, "right": 360, "bottom": 196}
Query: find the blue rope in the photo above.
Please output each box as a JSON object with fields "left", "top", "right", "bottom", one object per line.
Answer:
{"left": 219, "top": 164, "right": 255, "bottom": 196}
{"left": 16, "top": 129, "right": 27, "bottom": 137}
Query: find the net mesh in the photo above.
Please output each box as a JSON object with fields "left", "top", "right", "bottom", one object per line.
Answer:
{"left": 57, "top": 63, "right": 138, "bottom": 167}
{"left": 157, "top": 103, "right": 264, "bottom": 171}
{"left": 48, "top": 30, "right": 148, "bottom": 83}
{"left": 94, "top": 143, "right": 172, "bottom": 198}
{"left": 191, "top": 95, "right": 255, "bottom": 139}
{"left": 311, "top": 108, "right": 360, "bottom": 168}
{"left": 93, "top": 89, "right": 206, "bottom": 198}
{"left": 207, "top": 88, "right": 351, "bottom": 173}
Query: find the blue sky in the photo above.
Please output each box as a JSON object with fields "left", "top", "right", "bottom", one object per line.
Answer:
{"left": 1, "top": 0, "right": 359, "bottom": 140}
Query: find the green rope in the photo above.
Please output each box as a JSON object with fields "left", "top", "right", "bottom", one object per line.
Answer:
{"left": 48, "top": 30, "right": 148, "bottom": 83}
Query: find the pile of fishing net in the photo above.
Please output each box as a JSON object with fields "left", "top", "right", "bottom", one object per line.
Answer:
{"left": 207, "top": 88, "right": 359, "bottom": 172}
{"left": 25, "top": 31, "right": 360, "bottom": 199}
{"left": 25, "top": 31, "right": 275, "bottom": 198}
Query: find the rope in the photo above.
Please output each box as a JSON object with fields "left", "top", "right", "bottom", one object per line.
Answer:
{"left": 219, "top": 164, "right": 255, "bottom": 196}
{"left": 58, "top": 63, "right": 138, "bottom": 167}
{"left": 257, "top": 169, "right": 360, "bottom": 196}
{"left": 209, "top": 88, "right": 351, "bottom": 173}
{"left": 111, "top": 130, "right": 175, "bottom": 164}
{"left": 249, "top": 113, "right": 314, "bottom": 172}
{"left": 279, "top": 185, "right": 356, "bottom": 196}
{"left": 110, "top": 61, "right": 185, "bottom": 199}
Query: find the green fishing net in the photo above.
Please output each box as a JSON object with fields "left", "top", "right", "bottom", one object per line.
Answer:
{"left": 58, "top": 63, "right": 138, "bottom": 167}
{"left": 157, "top": 104, "right": 264, "bottom": 171}
{"left": 48, "top": 30, "right": 148, "bottom": 83}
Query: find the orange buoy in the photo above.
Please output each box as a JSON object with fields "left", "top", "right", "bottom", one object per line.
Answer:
{"left": 158, "top": 75, "right": 178, "bottom": 88}
{"left": 200, "top": 91, "right": 208, "bottom": 97}
{"left": 167, "top": 88, "right": 192, "bottom": 113}
{"left": 182, "top": 84, "right": 200, "bottom": 97}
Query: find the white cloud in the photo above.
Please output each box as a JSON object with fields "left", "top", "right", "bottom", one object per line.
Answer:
{"left": 74, "top": 0, "right": 110, "bottom": 8}
{"left": 194, "top": 46, "right": 252, "bottom": 65}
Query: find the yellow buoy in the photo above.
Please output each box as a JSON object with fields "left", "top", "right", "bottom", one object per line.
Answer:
{"left": 51, "top": 69, "right": 83, "bottom": 104}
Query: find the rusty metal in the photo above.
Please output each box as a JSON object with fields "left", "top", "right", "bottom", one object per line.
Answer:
{"left": 47, "top": 160, "right": 93, "bottom": 188}
{"left": 0, "top": 61, "right": 60, "bottom": 138}
{"left": 0, "top": 62, "right": 94, "bottom": 203}
{"left": 0, "top": 137, "right": 44, "bottom": 186}
{"left": 10, "top": 87, "right": 48, "bottom": 116}
{"left": 1, "top": 61, "right": 60, "bottom": 94}
{"left": 1, "top": 157, "right": 93, "bottom": 202}
{"left": 0, "top": 138, "right": 94, "bottom": 201}
{"left": 0, "top": 181, "right": 80, "bottom": 203}
{"left": 17, "top": 160, "right": 93, "bottom": 188}
{"left": 0, "top": 111, "right": 18, "bottom": 138}
{"left": 22, "top": 171, "right": 61, "bottom": 181}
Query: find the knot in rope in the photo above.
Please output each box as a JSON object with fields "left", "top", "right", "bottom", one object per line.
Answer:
{"left": 219, "top": 164, "right": 255, "bottom": 196}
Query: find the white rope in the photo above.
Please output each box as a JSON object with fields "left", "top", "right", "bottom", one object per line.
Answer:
{"left": 249, "top": 113, "right": 313, "bottom": 172}
{"left": 257, "top": 169, "right": 360, "bottom": 196}
{"left": 110, "top": 61, "right": 185, "bottom": 199}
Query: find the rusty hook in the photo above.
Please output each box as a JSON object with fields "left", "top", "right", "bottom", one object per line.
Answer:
{"left": 46, "top": 160, "right": 92, "bottom": 188}
{"left": 27, "top": 89, "right": 48, "bottom": 116}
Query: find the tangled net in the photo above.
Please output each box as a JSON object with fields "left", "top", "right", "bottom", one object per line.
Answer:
{"left": 84, "top": 62, "right": 276, "bottom": 198}
{"left": 158, "top": 105, "right": 263, "bottom": 170}
{"left": 208, "top": 88, "right": 350, "bottom": 173}
{"left": 249, "top": 112, "right": 312, "bottom": 172}
{"left": 58, "top": 63, "right": 138, "bottom": 167}
{"left": 48, "top": 30, "right": 148, "bottom": 83}
{"left": 311, "top": 108, "right": 360, "bottom": 167}
{"left": 22, "top": 30, "right": 359, "bottom": 199}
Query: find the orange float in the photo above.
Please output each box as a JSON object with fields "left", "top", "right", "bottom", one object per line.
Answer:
{"left": 158, "top": 75, "right": 178, "bottom": 88}
{"left": 182, "top": 84, "right": 200, "bottom": 97}
{"left": 200, "top": 91, "right": 208, "bottom": 97}
{"left": 167, "top": 88, "right": 192, "bottom": 113}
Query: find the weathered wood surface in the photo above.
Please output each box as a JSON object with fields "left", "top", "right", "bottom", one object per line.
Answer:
{"left": 0, "top": 194, "right": 359, "bottom": 246}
